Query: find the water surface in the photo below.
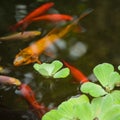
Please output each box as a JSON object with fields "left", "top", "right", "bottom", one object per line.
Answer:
{"left": 0, "top": 0, "right": 120, "bottom": 120}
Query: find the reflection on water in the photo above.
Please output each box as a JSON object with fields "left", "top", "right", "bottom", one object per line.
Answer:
{"left": 0, "top": 0, "right": 120, "bottom": 119}
{"left": 15, "top": 4, "right": 27, "bottom": 21}
{"left": 69, "top": 41, "right": 87, "bottom": 60}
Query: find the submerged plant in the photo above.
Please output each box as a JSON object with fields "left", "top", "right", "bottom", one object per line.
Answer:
{"left": 42, "top": 63, "right": 120, "bottom": 120}
{"left": 33, "top": 60, "right": 70, "bottom": 78}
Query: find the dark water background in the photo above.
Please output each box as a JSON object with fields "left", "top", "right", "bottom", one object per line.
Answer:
{"left": 0, "top": 0, "right": 120, "bottom": 120}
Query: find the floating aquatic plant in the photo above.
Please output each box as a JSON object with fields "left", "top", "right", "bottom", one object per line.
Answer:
{"left": 42, "top": 63, "right": 120, "bottom": 120}
{"left": 33, "top": 60, "right": 70, "bottom": 78}
{"left": 81, "top": 82, "right": 107, "bottom": 97}
{"left": 81, "top": 63, "right": 120, "bottom": 97}
{"left": 42, "top": 95, "right": 94, "bottom": 120}
{"left": 42, "top": 94, "right": 120, "bottom": 120}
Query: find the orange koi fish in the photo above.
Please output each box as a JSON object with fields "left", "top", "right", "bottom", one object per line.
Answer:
{"left": 18, "top": 84, "right": 48, "bottom": 118}
{"left": 31, "top": 14, "right": 73, "bottom": 22}
{"left": 0, "top": 75, "right": 21, "bottom": 85}
{"left": 10, "top": 2, "right": 54, "bottom": 31}
{"left": 13, "top": 9, "right": 93, "bottom": 66}
{"left": 0, "top": 31, "right": 41, "bottom": 41}
{"left": 63, "top": 61, "right": 89, "bottom": 83}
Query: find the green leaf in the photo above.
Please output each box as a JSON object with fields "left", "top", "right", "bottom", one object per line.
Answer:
{"left": 39, "top": 63, "right": 55, "bottom": 76}
{"left": 58, "top": 95, "right": 89, "bottom": 111}
{"left": 42, "top": 95, "right": 90, "bottom": 120}
{"left": 53, "top": 68, "right": 70, "bottom": 78}
{"left": 33, "top": 63, "right": 41, "bottom": 71}
{"left": 91, "top": 95, "right": 114, "bottom": 118}
{"left": 118, "top": 65, "right": 120, "bottom": 71}
{"left": 93, "top": 63, "right": 114, "bottom": 87}
{"left": 42, "top": 110, "right": 63, "bottom": 120}
{"left": 74, "top": 103, "right": 93, "bottom": 120}
{"left": 33, "top": 60, "right": 70, "bottom": 78}
{"left": 33, "top": 63, "right": 55, "bottom": 76}
{"left": 111, "top": 90, "right": 120, "bottom": 104}
{"left": 100, "top": 105, "right": 120, "bottom": 120}
{"left": 36, "top": 68, "right": 49, "bottom": 77}
{"left": 57, "top": 95, "right": 93, "bottom": 120}
{"left": 107, "top": 72, "right": 120, "bottom": 90}
{"left": 81, "top": 82, "right": 107, "bottom": 97}
{"left": 51, "top": 60, "right": 63, "bottom": 74}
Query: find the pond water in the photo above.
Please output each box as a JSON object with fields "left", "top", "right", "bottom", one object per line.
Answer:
{"left": 0, "top": 0, "right": 120, "bottom": 120}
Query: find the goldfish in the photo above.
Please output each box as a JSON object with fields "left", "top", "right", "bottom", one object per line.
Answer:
{"left": 10, "top": 2, "right": 54, "bottom": 31}
{"left": 31, "top": 14, "right": 73, "bottom": 22}
{"left": 63, "top": 60, "right": 89, "bottom": 83}
{"left": 0, "top": 31, "right": 41, "bottom": 41}
{"left": 18, "top": 84, "right": 48, "bottom": 118}
{"left": 13, "top": 9, "right": 93, "bottom": 66}
{"left": 0, "top": 75, "right": 21, "bottom": 85}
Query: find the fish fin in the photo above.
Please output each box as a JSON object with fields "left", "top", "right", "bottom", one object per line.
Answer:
{"left": 46, "top": 27, "right": 60, "bottom": 36}
{"left": 9, "top": 20, "right": 24, "bottom": 32}
{"left": 46, "top": 22, "right": 67, "bottom": 36}
{"left": 72, "top": 24, "right": 86, "bottom": 33}
{"left": 44, "top": 50, "right": 56, "bottom": 58}
{"left": 21, "top": 21, "right": 32, "bottom": 33}
{"left": 36, "top": 59, "right": 41, "bottom": 64}
{"left": 32, "top": 55, "right": 41, "bottom": 64}
{"left": 74, "top": 8, "right": 94, "bottom": 24}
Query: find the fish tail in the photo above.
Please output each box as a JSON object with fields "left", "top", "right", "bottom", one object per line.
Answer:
{"left": 63, "top": 60, "right": 89, "bottom": 83}
{"left": 78, "top": 8, "right": 94, "bottom": 21}
{"left": 9, "top": 20, "right": 24, "bottom": 31}
{"left": 73, "top": 8, "right": 94, "bottom": 24}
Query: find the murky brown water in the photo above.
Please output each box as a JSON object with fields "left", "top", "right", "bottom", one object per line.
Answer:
{"left": 0, "top": 0, "right": 120, "bottom": 119}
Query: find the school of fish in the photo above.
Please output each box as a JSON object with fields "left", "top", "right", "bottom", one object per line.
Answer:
{"left": 0, "top": 2, "right": 93, "bottom": 119}
{"left": 13, "top": 9, "right": 93, "bottom": 66}
{"left": 10, "top": 2, "right": 73, "bottom": 31}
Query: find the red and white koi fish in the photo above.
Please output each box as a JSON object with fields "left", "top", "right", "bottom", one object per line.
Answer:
{"left": 10, "top": 2, "right": 54, "bottom": 31}
{"left": 0, "top": 75, "right": 21, "bottom": 85}
{"left": 63, "top": 61, "right": 89, "bottom": 83}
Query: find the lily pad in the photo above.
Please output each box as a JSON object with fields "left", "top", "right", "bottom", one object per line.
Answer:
{"left": 100, "top": 105, "right": 120, "bottom": 120}
{"left": 74, "top": 103, "right": 93, "bottom": 120}
{"left": 42, "top": 95, "right": 92, "bottom": 120}
{"left": 81, "top": 82, "right": 107, "bottom": 97}
{"left": 93, "top": 63, "right": 114, "bottom": 87}
{"left": 53, "top": 68, "right": 70, "bottom": 78}
{"left": 111, "top": 90, "right": 120, "bottom": 104}
{"left": 91, "top": 94, "right": 114, "bottom": 118}
{"left": 42, "top": 110, "right": 63, "bottom": 120}
{"left": 33, "top": 60, "right": 70, "bottom": 78}
{"left": 51, "top": 60, "right": 63, "bottom": 74}
{"left": 118, "top": 65, "right": 120, "bottom": 71}
{"left": 107, "top": 72, "right": 120, "bottom": 91}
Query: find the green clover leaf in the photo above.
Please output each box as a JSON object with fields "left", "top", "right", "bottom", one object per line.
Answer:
{"left": 33, "top": 60, "right": 70, "bottom": 78}
{"left": 81, "top": 82, "right": 107, "bottom": 97}
{"left": 93, "top": 63, "right": 114, "bottom": 87}
{"left": 93, "top": 63, "right": 120, "bottom": 91}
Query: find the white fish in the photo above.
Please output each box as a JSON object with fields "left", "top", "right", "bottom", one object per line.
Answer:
{"left": 0, "top": 31, "right": 41, "bottom": 41}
